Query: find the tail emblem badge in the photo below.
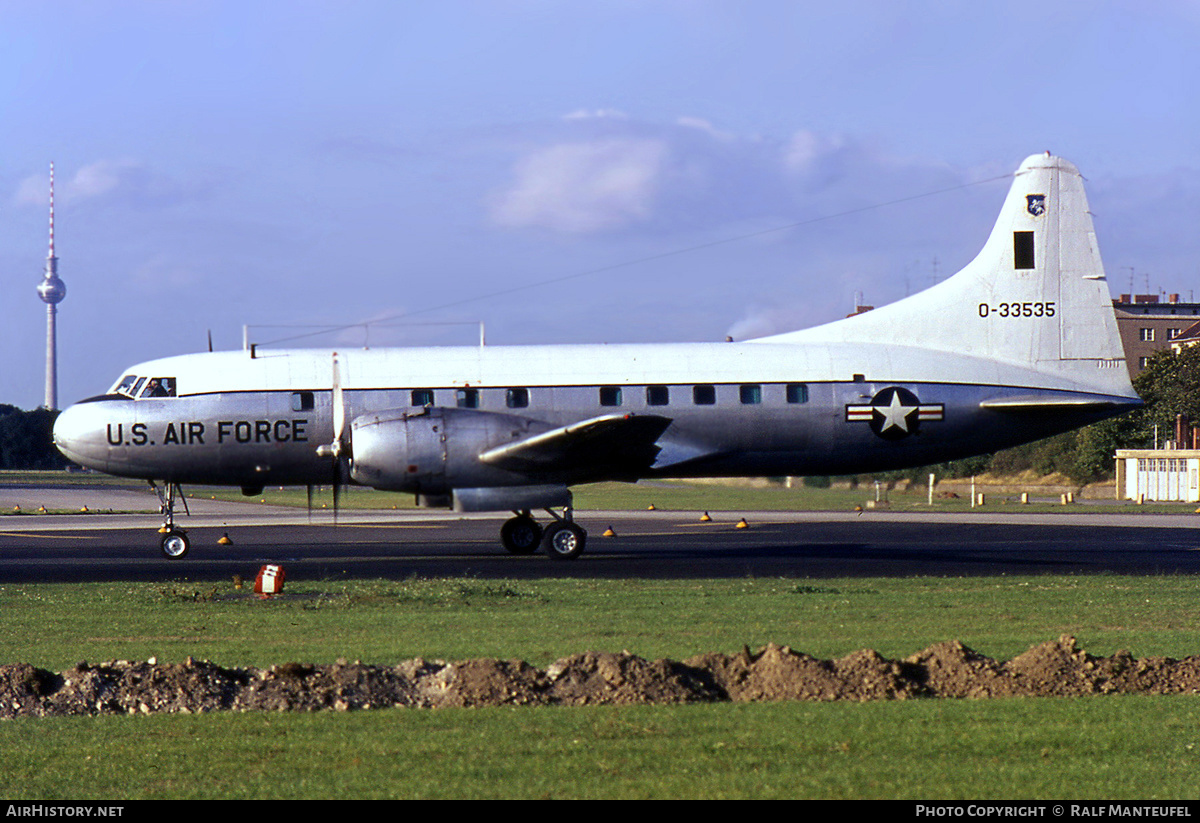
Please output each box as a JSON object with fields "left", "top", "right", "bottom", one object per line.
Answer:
{"left": 846, "top": 387, "right": 944, "bottom": 440}
{"left": 1026, "top": 194, "right": 1046, "bottom": 217}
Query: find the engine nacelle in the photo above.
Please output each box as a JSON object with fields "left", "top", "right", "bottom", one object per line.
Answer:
{"left": 349, "top": 406, "right": 548, "bottom": 494}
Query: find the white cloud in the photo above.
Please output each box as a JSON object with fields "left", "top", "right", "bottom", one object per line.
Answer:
{"left": 562, "top": 108, "right": 629, "bottom": 121}
{"left": 675, "top": 116, "right": 735, "bottom": 141}
{"left": 486, "top": 114, "right": 898, "bottom": 236}
{"left": 726, "top": 306, "right": 803, "bottom": 341}
{"left": 489, "top": 138, "right": 669, "bottom": 233}
{"left": 784, "top": 130, "right": 847, "bottom": 172}
{"left": 68, "top": 159, "right": 140, "bottom": 201}
{"left": 13, "top": 174, "right": 48, "bottom": 207}
{"left": 12, "top": 159, "right": 192, "bottom": 209}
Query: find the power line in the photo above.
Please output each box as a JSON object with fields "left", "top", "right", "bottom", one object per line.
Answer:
{"left": 258, "top": 172, "right": 1012, "bottom": 348}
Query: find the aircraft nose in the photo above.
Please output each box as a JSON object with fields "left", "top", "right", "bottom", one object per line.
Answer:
{"left": 53, "top": 402, "right": 111, "bottom": 471}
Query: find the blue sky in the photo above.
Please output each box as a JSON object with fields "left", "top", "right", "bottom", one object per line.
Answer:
{"left": 1, "top": 0, "right": 1197, "bottom": 408}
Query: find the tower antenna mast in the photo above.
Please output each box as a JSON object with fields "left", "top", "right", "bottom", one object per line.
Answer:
{"left": 37, "top": 162, "right": 67, "bottom": 410}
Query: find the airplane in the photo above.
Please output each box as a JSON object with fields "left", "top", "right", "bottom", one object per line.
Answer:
{"left": 52, "top": 152, "right": 1141, "bottom": 560}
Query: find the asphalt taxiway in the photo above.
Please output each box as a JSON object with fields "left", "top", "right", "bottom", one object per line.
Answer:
{"left": 1, "top": 486, "right": 1199, "bottom": 582}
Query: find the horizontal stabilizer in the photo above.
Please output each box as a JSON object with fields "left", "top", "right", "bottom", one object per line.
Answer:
{"left": 979, "top": 395, "right": 1142, "bottom": 412}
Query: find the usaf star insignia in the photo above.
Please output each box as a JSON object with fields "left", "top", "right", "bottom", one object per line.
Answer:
{"left": 845, "top": 387, "right": 944, "bottom": 440}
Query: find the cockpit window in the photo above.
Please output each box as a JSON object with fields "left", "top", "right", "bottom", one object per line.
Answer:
{"left": 113, "top": 375, "right": 139, "bottom": 397}
{"left": 139, "top": 377, "right": 176, "bottom": 398}
{"left": 111, "top": 375, "right": 177, "bottom": 399}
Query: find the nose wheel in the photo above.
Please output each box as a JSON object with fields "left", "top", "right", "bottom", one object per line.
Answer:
{"left": 160, "top": 529, "right": 190, "bottom": 559}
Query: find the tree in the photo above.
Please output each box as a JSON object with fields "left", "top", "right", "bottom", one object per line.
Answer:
{"left": 0, "top": 406, "right": 68, "bottom": 470}
{"left": 1125, "top": 344, "right": 1200, "bottom": 447}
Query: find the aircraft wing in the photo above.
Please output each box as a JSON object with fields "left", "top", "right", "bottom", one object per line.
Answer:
{"left": 478, "top": 413, "right": 674, "bottom": 478}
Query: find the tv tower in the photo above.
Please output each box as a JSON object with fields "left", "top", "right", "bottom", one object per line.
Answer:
{"left": 36, "top": 162, "right": 66, "bottom": 410}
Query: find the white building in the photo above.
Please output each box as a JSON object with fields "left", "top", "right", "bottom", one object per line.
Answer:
{"left": 1116, "top": 450, "right": 1200, "bottom": 502}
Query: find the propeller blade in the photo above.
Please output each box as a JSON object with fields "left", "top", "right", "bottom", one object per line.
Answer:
{"left": 314, "top": 352, "right": 351, "bottom": 525}
{"left": 331, "top": 353, "right": 348, "bottom": 524}
{"left": 332, "top": 352, "right": 345, "bottom": 456}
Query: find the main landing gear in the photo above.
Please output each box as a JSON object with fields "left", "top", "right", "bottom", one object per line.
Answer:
{"left": 151, "top": 481, "right": 190, "bottom": 559}
{"left": 500, "top": 507, "right": 587, "bottom": 560}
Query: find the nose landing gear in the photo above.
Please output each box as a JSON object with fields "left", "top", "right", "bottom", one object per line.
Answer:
{"left": 151, "top": 481, "right": 190, "bottom": 559}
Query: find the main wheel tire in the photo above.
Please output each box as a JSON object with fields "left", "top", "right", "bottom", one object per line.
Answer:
{"left": 500, "top": 516, "right": 543, "bottom": 555}
{"left": 160, "top": 530, "right": 190, "bottom": 559}
{"left": 542, "top": 522, "right": 586, "bottom": 560}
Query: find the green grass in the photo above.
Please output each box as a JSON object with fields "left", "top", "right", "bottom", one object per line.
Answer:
{"left": 2, "top": 699, "right": 1198, "bottom": 799}
{"left": 4, "top": 576, "right": 1200, "bottom": 670}
{"left": 2, "top": 575, "right": 1200, "bottom": 798}
{"left": 244, "top": 479, "right": 1168, "bottom": 513}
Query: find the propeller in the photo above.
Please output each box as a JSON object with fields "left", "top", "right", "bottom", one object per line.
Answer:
{"left": 315, "top": 352, "right": 351, "bottom": 521}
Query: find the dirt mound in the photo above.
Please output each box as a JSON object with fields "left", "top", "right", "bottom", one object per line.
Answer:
{"left": 545, "top": 651, "right": 723, "bottom": 705}
{"left": 4, "top": 636, "right": 1200, "bottom": 718}
{"left": 687, "top": 643, "right": 921, "bottom": 702}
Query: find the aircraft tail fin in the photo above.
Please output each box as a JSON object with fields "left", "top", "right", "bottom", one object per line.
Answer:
{"left": 758, "top": 153, "right": 1135, "bottom": 397}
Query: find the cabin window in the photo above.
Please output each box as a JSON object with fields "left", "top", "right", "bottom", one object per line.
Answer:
{"left": 740, "top": 384, "right": 762, "bottom": 405}
{"left": 411, "top": 389, "right": 434, "bottom": 407}
{"left": 646, "top": 385, "right": 670, "bottom": 406}
{"left": 599, "top": 386, "right": 623, "bottom": 407}
{"left": 786, "top": 383, "right": 809, "bottom": 404}
{"left": 506, "top": 388, "right": 529, "bottom": 409}
{"left": 1014, "top": 231, "right": 1035, "bottom": 270}
{"left": 456, "top": 388, "right": 479, "bottom": 409}
{"left": 292, "top": 391, "right": 314, "bottom": 412}
{"left": 692, "top": 384, "right": 716, "bottom": 405}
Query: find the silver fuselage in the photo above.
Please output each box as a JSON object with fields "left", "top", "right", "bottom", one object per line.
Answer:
{"left": 52, "top": 341, "right": 1136, "bottom": 495}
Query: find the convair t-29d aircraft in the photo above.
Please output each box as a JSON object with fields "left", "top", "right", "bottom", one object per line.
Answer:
{"left": 53, "top": 153, "right": 1140, "bottom": 560}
